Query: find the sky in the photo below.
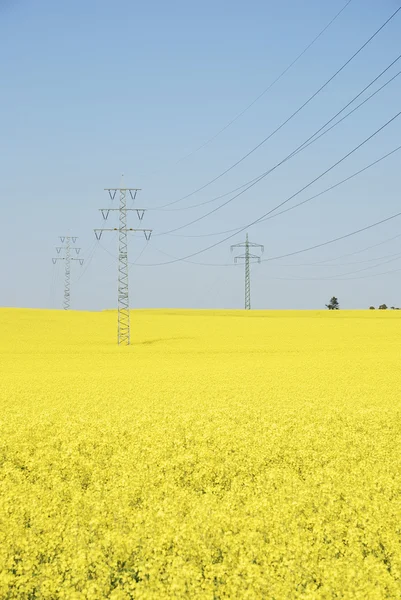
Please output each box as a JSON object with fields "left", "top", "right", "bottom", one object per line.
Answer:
{"left": 1, "top": 0, "right": 401, "bottom": 310}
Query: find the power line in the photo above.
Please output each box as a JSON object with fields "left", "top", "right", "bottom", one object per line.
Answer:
{"left": 153, "top": 0, "right": 354, "bottom": 171}
{"left": 262, "top": 212, "right": 401, "bottom": 264}
{"left": 257, "top": 257, "right": 401, "bottom": 282}
{"left": 178, "top": 212, "right": 401, "bottom": 268}
{"left": 255, "top": 147, "right": 401, "bottom": 226}
{"left": 203, "top": 260, "right": 233, "bottom": 303}
{"left": 273, "top": 253, "right": 401, "bottom": 280}
{"left": 278, "top": 250, "right": 401, "bottom": 268}
{"left": 49, "top": 258, "right": 61, "bottom": 308}
{"left": 140, "top": 235, "right": 401, "bottom": 271}
{"left": 153, "top": 5, "right": 401, "bottom": 210}
{"left": 160, "top": 144, "right": 401, "bottom": 239}
{"left": 135, "top": 110, "right": 401, "bottom": 266}
{"left": 154, "top": 64, "right": 401, "bottom": 239}
{"left": 134, "top": 217, "right": 401, "bottom": 281}
{"left": 325, "top": 264, "right": 401, "bottom": 281}
{"left": 234, "top": 263, "right": 401, "bottom": 282}
{"left": 309, "top": 233, "right": 401, "bottom": 265}
{"left": 129, "top": 241, "right": 150, "bottom": 270}
{"left": 156, "top": 55, "right": 401, "bottom": 218}
{"left": 77, "top": 240, "right": 98, "bottom": 282}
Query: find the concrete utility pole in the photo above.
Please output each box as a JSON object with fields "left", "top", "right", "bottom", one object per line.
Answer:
{"left": 94, "top": 179, "right": 152, "bottom": 345}
{"left": 231, "top": 233, "right": 264, "bottom": 310}
{"left": 52, "top": 236, "right": 83, "bottom": 310}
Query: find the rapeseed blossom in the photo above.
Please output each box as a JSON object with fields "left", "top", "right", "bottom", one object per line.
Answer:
{"left": 0, "top": 308, "right": 401, "bottom": 598}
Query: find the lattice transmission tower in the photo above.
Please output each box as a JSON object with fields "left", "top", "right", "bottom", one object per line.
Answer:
{"left": 94, "top": 180, "right": 152, "bottom": 346}
{"left": 52, "top": 236, "right": 84, "bottom": 310}
{"left": 231, "top": 233, "right": 264, "bottom": 310}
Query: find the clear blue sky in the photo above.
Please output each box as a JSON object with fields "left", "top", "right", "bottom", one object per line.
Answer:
{"left": 1, "top": 0, "right": 400, "bottom": 310}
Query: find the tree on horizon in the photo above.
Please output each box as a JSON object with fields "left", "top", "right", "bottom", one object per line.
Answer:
{"left": 326, "top": 297, "right": 339, "bottom": 310}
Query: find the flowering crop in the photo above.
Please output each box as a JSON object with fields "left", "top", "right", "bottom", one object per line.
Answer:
{"left": 1, "top": 308, "right": 401, "bottom": 599}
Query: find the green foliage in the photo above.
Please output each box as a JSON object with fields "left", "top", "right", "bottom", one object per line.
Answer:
{"left": 326, "top": 296, "right": 339, "bottom": 310}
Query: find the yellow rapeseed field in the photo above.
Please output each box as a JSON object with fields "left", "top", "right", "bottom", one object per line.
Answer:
{"left": 1, "top": 308, "right": 401, "bottom": 599}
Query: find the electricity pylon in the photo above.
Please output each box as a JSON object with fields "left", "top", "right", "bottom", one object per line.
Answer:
{"left": 94, "top": 181, "right": 152, "bottom": 346}
{"left": 231, "top": 233, "right": 264, "bottom": 310}
{"left": 52, "top": 236, "right": 83, "bottom": 310}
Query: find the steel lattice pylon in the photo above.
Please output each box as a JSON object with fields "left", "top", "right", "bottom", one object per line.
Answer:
{"left": 244, "top": 235, "right": 251, "bottom": 310}
{"left": 52, "top": 235, "right": 83, "bottom": 310}
{"left": 231, "top": 233, "right": 264, "bottom": 310}
{"left": 64, "top": 235, "right": 71, "bottom": 310}
{"left": 117, "top": 188, "right": 130, "bottom": 345}
{"left": 94, "top": 179, "right": 152, "bottom": 345}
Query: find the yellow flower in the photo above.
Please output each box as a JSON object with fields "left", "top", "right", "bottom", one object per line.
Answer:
{"left": 1, "top": 308, "right": 400, "bottom": 598}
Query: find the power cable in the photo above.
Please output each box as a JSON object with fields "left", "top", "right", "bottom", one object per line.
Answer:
{"left": 309, "top": 233, "right": 401, "bottom": 265}
{"left": 325, "top": 264, "right": 401, "bottom": 281}
{"left": 251, "top": 264, "right": 401, "bottom": 282}
{"left": 279, "top": 250, "right": 401, "bottom": 268}
{"left": 49, "top": 261, "right": 59, "bottom": 308}
{"left": 148, "top": 238, "right": 401, "bottom": 270}
{"left": 152, "top": 5, "right": 401, "bottom": 210}
{"left": 262, "top": 212, "right": 401, "bottom": 264}
{"left": 128, "top": 242, "right": 150, "bottom": 271}
{"left": 155, "top": 56, "right": 401, "bottom": 216}
{"left": 162, "top": 144, "right": 401, "bottom": 239}
{"left": 135, "top": 213, "right": 401, "bottom": 270}
{"left": 263, "top": 258, "right": 401, "bottom": 281}
{"left": 136, "top": 110, "right": 401, "bottom": 266}
{"left": 77, "top": 240, "right": 98, "bottom": 282}
{"left": 139, "top": 242, "right": 401, "bottom": 286}
{"left": 154, "top": 63, "right": 401, "bottom": 238}
{"left": 153, "top": 0, "right": 354, "bottom": 173}
{"left": 276, "top": 253, "right": 401, "bottom": 279}
{"left": 97, "top": 240, "right": 116, "bottom": 260}
{"left": 255, "top": 146, "right": 401, "bottom": 226}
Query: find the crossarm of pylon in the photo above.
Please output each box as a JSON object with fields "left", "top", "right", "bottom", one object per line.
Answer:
{"left": 231, "top": 242, "right": 264, "bottom": 250}
{"left": 234, "top": 253, "right": 262, "bottom": 260}
{"left": 99, "top": 208, "right": 147, "bottom": 221}
{"left": 234, "top": 256, "right": 261, "bottom": 264}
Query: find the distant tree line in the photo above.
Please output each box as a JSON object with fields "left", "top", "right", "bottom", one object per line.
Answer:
{"left": 325, "top": 298, "right": 400, "bottom": 310}
{"left": 369, "top": 305, "right": 400, "bottom": 310}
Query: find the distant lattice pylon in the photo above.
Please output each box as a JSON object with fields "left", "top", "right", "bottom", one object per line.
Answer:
{"left": 231, "top": 233, "right": 264, "bottom": 309}
{"left": 52, "top": 235, "right": 83, "bottom": 310}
